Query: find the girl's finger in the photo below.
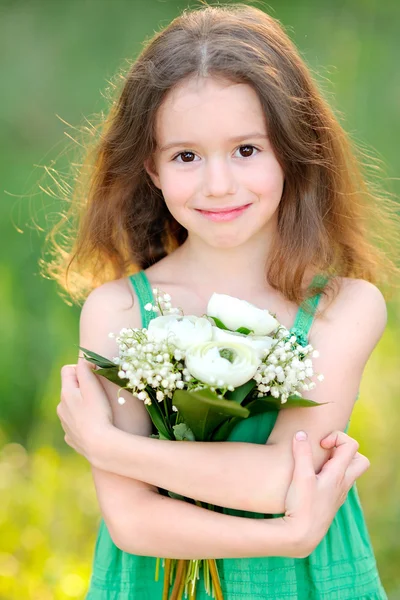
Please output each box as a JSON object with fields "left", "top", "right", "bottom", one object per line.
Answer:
{"left": 319, "top": 435, "right": 360, "bottom": 481}
{"left": 292, "top": 431, "right": 315, "bottom": 485}
{"left": 77, "top": 357, "right": 96, "bottom": 372}
{"left": 60, "top": 364, "right": 79, "bottom": 388}
{"left": 343, "top": 453, "right": 370, "bottom": 489}
{"left": 320, "top": 431, "right": 359, "bottom": 466}
{"left": 320, "top": 431, "right": 359, "bottom": 452}
{"left": 76, "top": 358, "right": 107, "bottom": 396}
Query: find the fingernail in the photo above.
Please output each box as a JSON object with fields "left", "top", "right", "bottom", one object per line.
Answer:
{"left": 295, "top": 431, "right": 308, "bottom": 441}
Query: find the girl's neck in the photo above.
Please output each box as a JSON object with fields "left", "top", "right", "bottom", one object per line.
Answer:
{"left": 166, "top": 233, "right": 274, "bottom": 297}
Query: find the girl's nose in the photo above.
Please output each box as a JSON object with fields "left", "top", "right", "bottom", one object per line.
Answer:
{"left": 203, "top": 157, "right": 237, "bottom": 198}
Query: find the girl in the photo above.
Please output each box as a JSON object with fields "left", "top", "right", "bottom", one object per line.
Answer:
{"left": 53, "top": 3, "right": 397, "bottom": 598}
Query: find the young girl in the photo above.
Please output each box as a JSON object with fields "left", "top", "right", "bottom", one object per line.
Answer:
{"left": 52, "top": 3, "right": 397, "bottom": 598}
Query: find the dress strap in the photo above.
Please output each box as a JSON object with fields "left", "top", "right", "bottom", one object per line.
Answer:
{"left": 128, "top": 270, "right": 157, "bottom": 328}
{"left": 290, "top": 274, "right": 329, "bottom": 345}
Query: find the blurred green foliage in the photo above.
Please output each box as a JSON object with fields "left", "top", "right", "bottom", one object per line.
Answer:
{"left": 0, "top": 0, "right": 399, "bottom": 598}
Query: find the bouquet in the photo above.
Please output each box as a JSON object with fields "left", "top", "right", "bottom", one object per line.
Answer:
{"left": 80, "top": 288, "right": 324, "bottom": 600}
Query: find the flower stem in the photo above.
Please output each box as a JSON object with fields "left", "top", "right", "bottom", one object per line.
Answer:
{"left": 208, "top": 559, "right": 224, "bottom": 600}
{"left": 162, "top": 559, "right": 171, "bottom": 600}
{"left": 177, "top": 561, "right": 187, "bottom": 599}
{"left": 155, "top": 557, "right": 160, "bottom": 582}
{"left": 188, "top": 569, "right": 197, "bottom": 600}
{"left": 169, "top": 559, "right": 187, "bottom": 600}
{"left": 185, "top": 559, "right": 200, "bottom": 599}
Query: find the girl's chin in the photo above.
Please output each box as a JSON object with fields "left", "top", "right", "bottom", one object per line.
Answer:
{"left": 191, "top": 230, "right": 256, "bottom": 249}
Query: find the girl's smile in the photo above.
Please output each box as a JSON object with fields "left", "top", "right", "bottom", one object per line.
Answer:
{"left": 195, "top": 202, "right": 252, "bottom": 222}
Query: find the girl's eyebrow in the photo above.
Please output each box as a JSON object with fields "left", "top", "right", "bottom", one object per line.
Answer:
{"left": 159, "top": 133, "right": 268, "bottom": 153}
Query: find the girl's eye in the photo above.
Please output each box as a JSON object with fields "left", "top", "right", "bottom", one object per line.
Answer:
{"left": 172, "top": 145, "right": 260, "bottom": 163}
{"left": 173, "top": 151, "right": 198, "bottom": 163}
{"left": 236, "top": 145, "right": 259, "bottom": 158}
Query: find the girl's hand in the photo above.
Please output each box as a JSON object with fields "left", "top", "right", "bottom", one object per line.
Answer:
{"left": 57, "top": 361, "right": 114, "bottom": 460}
{"left": 284, "top": 430, "right": 370, "bottom": 557}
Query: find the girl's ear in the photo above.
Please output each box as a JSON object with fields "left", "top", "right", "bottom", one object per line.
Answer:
{"left": 144, "top": 157, "right": 161, "bottom": 189}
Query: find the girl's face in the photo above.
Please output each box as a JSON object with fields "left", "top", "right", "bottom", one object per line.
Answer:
{"left": 144, "top": 76, "right": 285, "bottom": 249}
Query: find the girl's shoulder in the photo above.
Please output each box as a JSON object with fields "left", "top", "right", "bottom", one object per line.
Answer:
{"left": 82, "top": 277, "right": 137, "bottom": 313}
{"left": 311, "top": 276, "right": 387, "bottom": 354}
{"left": 80, "top": 276, "right": 142, "bottom": 341}
{"left": 319, "top": 276, "right": 386, "bottom": 317}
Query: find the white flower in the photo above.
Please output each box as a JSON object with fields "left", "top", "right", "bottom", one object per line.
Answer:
{"left": 211, "top": 327, "right": 274, "bottom": 357}
{"left": 147, "top": 315, "right": 213, "bottom": 350}
{"left": 207, "top": 293, "right": 280, "bottom": 335}
{"left": 185, "top": 341, "right": 261, "bottom": 388}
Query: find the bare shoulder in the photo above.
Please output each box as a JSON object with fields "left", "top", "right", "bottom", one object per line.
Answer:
{"left": 81, "top": 277, "right": 135, "bottom": 316}
{"left": 79, "top": 277, "right": 141, "bottom": 361}
{"left": 311, "top": 277, "right": 387, "bottom": 360}
{"left": 321, "top": 277, "right": 386, "bottom": 326}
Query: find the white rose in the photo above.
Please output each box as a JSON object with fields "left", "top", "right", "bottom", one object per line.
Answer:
{"left": 207, "top": 293, "right": 280, "bottom": 336}
{"left": 147, "top": 315, "right": 213, "bottom": 350}
{"left": 185, "top": 341, "right": 261, "bottom": 388}
{"left": 212, "top": 326, "right": 274, "bottom": 357}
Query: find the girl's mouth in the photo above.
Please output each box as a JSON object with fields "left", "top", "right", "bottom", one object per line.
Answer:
{"left": 196, "top": 203, "right": 251, "bottom": 222}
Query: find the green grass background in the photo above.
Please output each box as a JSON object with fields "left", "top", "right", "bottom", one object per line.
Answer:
{"left": 0, "top": 0, "right": 399, "bottom": 598}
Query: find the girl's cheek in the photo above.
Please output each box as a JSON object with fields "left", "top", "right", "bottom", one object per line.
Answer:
{"left": 162, "top": 170, "right": 197, "bottom": 206}
{"left": 252, "top": 160, "right": 284, "bottom": 198}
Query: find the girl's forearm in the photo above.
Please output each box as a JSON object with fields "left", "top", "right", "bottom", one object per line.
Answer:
{"left": 92, "top": 465, "right": 298, "bottom": 559}
{"left": 90, "top": 425, "right": 292, "bottom": 514}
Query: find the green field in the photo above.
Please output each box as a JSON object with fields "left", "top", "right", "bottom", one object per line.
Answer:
{"left": 1, "top": 0, "right": 399, "bottom": 598}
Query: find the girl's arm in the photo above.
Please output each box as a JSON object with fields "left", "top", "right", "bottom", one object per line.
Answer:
{"left": 70, "top": 278, "right": 385, "bottom": 514}
{"left": 86, "top": 381, "right": 294, "bottom": 559}
{"left": 61, "top": 363, "right": 368, "bottom": 559}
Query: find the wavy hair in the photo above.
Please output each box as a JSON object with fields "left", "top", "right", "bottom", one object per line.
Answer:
{"left": 40, "top": 2, "right": 399, "bottom": 305}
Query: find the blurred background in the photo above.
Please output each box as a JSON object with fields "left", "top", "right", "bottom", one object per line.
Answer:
{"left": 0, "top": 0, "right": 399, "bottom": 598}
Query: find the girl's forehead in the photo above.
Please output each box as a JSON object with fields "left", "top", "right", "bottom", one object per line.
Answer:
{"left": 155, "top": 77, "right": 267, "bottom": 142}
{"left": 161, "top": 76, "right": 251, "bottom": 111}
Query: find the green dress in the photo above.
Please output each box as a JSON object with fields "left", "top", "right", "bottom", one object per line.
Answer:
{"left": 86, "top": 270, "right": 386, "bottom": 600}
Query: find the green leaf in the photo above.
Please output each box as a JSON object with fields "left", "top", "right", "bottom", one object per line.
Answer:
{"left": 284, "top": 396, "right": 329, "bottom": 408}
{"left": 244, "top": 395, "right": 329, "bottom": 416}
{"left": 245, "top": 397, "right": 282, "bottom": 415}
{"left": 167, "top": 491, "right": 196, "bottom": 504}
{"left": 79, "top": 346, "right": 117, "bottom": 369}
{"left": 209, "top": 317, "right": 229, "bottom": 330}
{"left": 225, "top": 379, "right": 257, "bottom": 404}
{"left": 210, "top": 417, "right": 243, "bottom": 441}
{"left": 95, "top": 367, "right": 125, "bottom": 386}
{"left": 172, "top": 388, "right": 249, "bottom": 441}
{"left": 145, "top": 389, "right": 174, "bottom": 441}
{"left": 172, "top": 423, "right": 196, "bottom": 441}
{"left": 235, "top": 327, "right": 254, "bottom": 335}
{"left": 168, "top": 491, "right": 186, "bottom": 501}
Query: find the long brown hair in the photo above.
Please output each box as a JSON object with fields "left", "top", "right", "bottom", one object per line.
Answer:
{"left": 40, "top": 2, "right": 399, "bottom": 305}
